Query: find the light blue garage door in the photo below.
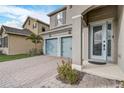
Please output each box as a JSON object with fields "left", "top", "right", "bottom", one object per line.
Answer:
{"left": 61, "top": 36, "right": 72, "bottom": 58}
{"left": 46, "top": 38, "right": 57, "bottom": 56}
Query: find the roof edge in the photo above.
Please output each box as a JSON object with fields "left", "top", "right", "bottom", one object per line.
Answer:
{"left": 22, "top": 16, "right": 50, "bottom": 28}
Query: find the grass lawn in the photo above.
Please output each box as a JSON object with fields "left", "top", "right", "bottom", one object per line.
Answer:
{"left": 0, "top": 54, "right": 31, "bottom": 62}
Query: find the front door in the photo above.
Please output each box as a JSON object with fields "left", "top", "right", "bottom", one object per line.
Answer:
{"left": 90, "top": 21, "right": 112, "bottom": 61}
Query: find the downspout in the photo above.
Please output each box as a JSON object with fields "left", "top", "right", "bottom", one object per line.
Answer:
{"left": 81, "top": 16, "right": 83, "bottom": 67}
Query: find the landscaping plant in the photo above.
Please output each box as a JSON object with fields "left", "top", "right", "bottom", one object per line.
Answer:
{"left": 26, "top": 33, "right": 43, "bottom": 55}
{"left": 57, "top": 60, "right": 80, "bottom": 85}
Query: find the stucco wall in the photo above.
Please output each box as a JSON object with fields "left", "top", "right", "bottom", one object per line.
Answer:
{"left": 8, "top": 34, "right": 41, "bottom": 55}
{"left": 23, "top": 18, "right": 49, "bottom": 35}
{"left": 72, "top": 16, "right": 82, "bottom": 66}
{"left": 117, "top": 5, "right": 124, "bottom": 72}
{"left": 38, "top": 22, "right": 50, "bottom": 34}
{"left": 23, "top": 18, "right": 39, "bottom": 35}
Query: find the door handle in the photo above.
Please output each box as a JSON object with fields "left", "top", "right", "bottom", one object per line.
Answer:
{"left": 103, "top": 41, "right": 105, "bottom": 43}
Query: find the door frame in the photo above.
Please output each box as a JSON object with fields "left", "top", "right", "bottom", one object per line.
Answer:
{"left": 89, "top": 18, "right": 113, "bottom": 62}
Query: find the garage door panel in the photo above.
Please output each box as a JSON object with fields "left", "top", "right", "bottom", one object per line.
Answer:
{"left": 61, "top": 36, "right": 72, "bottom": 58}
{"left": 46, "top": 38, "right": 57, "bottom": 56}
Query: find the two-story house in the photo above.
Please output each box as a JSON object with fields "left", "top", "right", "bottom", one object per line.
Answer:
{"left": 42, "top": 6, "right": 72, "bottom": 58}
{"left": 0, "top": 16, "right": 49, "bottom": 55}
{"left": 41, "top": 5, "right": 124, "bottom": 77}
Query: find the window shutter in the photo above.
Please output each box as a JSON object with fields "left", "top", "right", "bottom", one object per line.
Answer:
{"left": 1, "top": 38, "right": 4, "bottom": 47}
{"left": 63, "top": 11, "right": 66, "bottom": 24}
{"left": 55, "top": 14, "right": 57, "bottom": 26}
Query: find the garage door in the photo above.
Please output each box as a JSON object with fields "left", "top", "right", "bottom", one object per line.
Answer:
{"left": 46, "top": 38, "right": 57, "bottom": 56}
{"left": 61, "top": 36, "right": 72, "bottom": 58}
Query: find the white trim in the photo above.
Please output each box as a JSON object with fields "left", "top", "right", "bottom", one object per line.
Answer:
{"left": 72, "top": 64, "right": 82, "bottom": 71}
{"left": 72, "top": 15, "right": 82, "bottom": 19}
{"left": 44, "top": 34, "right": 72, "bottom": 40}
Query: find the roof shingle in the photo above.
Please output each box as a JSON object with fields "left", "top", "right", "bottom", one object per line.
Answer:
{"left": 2, "top": 25, "right": 33, "bottom": 36}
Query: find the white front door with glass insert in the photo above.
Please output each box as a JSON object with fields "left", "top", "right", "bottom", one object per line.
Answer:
{"left": 90, "top": 20, "right": 112, "bottom": 62}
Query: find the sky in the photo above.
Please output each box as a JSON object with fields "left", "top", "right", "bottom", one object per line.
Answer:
{"left": 0, "top": 5, "right": 63, "bottom": 28}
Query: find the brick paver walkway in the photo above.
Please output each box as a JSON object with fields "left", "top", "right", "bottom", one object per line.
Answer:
{"left": 0, "top": 55, "right": 60, "bottom": 88}
{"left": 0, "top": 55, "right": 122, "bottom": 88}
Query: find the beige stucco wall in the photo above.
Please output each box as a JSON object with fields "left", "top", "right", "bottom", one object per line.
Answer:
{"left": 23, "top": 18, "right": 49, "bottom": 35}
{"left": 8, "top": 34, "right": 41, "bottom": 55}
{"left": 82, "top": 27, "right": 89, "bottom": 61}
{"left": 117, "top": 5, "right": 124, "bottom": 72}
{"left": 38, "top": 22, "right": 49, "bottom": 34}
{"left": 23, "top": 18, "right": 39, "bottom": 35}
{"left": 72, "top": 16, "right": 82, "bottom": 67}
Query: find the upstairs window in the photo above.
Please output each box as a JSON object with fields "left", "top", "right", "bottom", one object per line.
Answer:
{"left": 33, "top": 22, "right": 37, "bottom": 29}
{"left": 57, "top": 12, "right": 64, "bottom": 26}
{"left": 42, "top": 27, "right": 46, "bottom": 32}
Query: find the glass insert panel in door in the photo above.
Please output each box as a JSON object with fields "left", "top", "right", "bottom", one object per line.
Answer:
{"left": 107, "top": 23, "right": 111, "bottom": 57}
{"left": 93, "top": 25, "right": 102, "bottom": 56}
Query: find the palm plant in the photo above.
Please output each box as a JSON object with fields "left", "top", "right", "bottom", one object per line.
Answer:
{"left": 26, "top": 33, "right": 43, "bottom": 53}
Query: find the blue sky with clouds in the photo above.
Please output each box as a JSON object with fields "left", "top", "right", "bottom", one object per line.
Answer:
{"left": 0, "top": 5, "right": 63, "bottom": 28}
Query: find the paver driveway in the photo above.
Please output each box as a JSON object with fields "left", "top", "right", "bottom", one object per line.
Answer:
{"left": 0, "top": 55, "right": 60, "bottom": 88}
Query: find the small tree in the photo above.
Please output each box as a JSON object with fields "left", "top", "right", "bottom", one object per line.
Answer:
{"left": 26, "top": 33, "right": 43, "bottom": 54}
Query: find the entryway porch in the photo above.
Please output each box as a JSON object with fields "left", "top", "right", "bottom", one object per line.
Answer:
{"left": 82, "top": 61, "right": 124, "bottom": 81}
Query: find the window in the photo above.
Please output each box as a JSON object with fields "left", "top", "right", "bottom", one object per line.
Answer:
{"left": 1, "top": 37, "right": 8, "bottom": 47}
{"left": 33, "top": 22, "right": 37, "bottom": 29}
{"left": 57, "top": 12, "right": 64, "bottom": 26}
{"left": 107, "top": 23, "right": 112, "bottom": 56}
{"left": 0, "top": 38, "right": 2, "bottom": 47}
{"left": 42, "top": 27, "right": 46, "bottom": 32}
{"left": 4, "top": 37, "right": 8, "bottom": 47}
{"left": 28, "top": 20, "right": 30, "bottom": 25}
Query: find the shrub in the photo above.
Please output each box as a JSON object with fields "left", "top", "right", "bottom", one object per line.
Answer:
{"left": 57, "top": 60, "right": 80, "bottom": 85}
{"left": 121, "top": 81, "right": 124, "bottom": 88}
{"left": 28, "top": 48, "right": 42, "bottom": 56}
{"left": 66, "top": 69, "right": 79, "bottom": 84}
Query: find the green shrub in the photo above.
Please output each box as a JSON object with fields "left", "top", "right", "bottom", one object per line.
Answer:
{"left": 121, "top": 81, "right": 124, "bottom": 88}
{"left": 57, "top": 60, "right": 79, "bottom": 85}
{"left": 28, "top": 48, "right": 42, "bottom": 56}
{"left": 66, "top": 69, "right": 79, "bottom": 84}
